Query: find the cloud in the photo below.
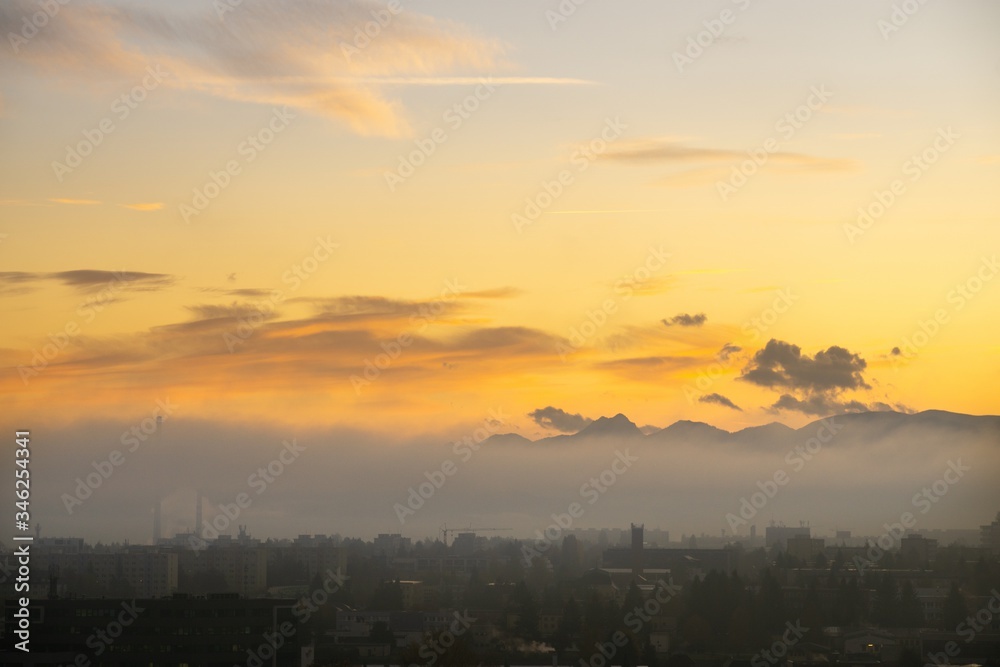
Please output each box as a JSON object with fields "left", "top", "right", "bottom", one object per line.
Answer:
{"left": 54, "top": 270, "right": 173, "bottom": 290}
{"left": 770, "top": 393, "right": 869, "bottom": 416}
{"left": 0, "top": 0, "right": 512, "bottom": 137}
{"left": 662, "top": 313, "right": 707, "bottom": 327}
{"left": 464, "top": 287, "right": 524, "bottom": 299}
{"left": 121, "top": 202, "right": 165, "bottom": 211}
{"left": 0, "top": 270, "right": 175, "bottom": 294}
{"left": 739, "top": 340, "right": 878, "bottom": 417}
{"left": 699, "top": 393, "right": 742, "bottom": 411}
{"left": 49, "top": 198, "right": 101, "bottom": 205}
{"left": 599, "top": 138, "right": 858, "bottom": 173}
{"left": 528, "top": 407, "right": 592, "bottom": 433}
{"left": 185, "top": 303, "right": 279, "bottom": 321}
{"left": 740, "top": 339, "right": 870, "bottom": 394}
{"left": 717, "top": 343, "right": 742, "bottom": 361}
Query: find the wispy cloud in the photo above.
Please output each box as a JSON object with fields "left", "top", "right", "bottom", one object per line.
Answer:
{"left": 0, "top": 0, "right": 527, "bottom": 137}
{"left": 0, "top": 270, "right": 175, "bottom": 295}
{"left": 121, "top": 202, "right": 165, "bottom": 211}
{"left": 601, "top": 138, "right": 858, "bottom": 173}
{"left": 49, "top": 198, "right": 101, "bottom": 205}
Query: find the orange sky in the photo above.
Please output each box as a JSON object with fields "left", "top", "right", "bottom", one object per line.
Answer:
{"left": 2, "top": 0, "right": 999, "bottom": 438}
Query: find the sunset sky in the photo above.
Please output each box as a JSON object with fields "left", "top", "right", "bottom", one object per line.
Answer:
{"left": 3, "top": 0, "right": 999, "bottom": 441}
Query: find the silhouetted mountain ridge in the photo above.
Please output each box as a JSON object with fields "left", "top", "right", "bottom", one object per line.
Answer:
{"left": 486, "top": 409, "right": 999, "bottom": 448}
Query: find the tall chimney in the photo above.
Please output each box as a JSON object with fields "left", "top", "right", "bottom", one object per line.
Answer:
{"left": 195, "top": 490, "right": 203, "bottom": 539}
{"left": 631, "top": 523, "right": 644, "bottom": 580}
{"left": 153, "top": 498, "right": 162, "bottom": 546}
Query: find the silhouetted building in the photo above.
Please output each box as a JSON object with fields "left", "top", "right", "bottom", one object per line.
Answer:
{"left": 786, "top": 535, "right": 825, "bottom": 562}
{"left": 766, "top": 525, "right": 810, "bottom": 549}
{"left": 631, "top": 523, "right": 644, "bottom": 578}
{"left": 899, "top": 534, "right": 938, "bottom": 566}
{"left": 982, "top": 512, "right": 1000, "bottom": 555}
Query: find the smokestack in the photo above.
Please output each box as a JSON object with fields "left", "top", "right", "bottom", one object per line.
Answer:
{"left": 631, "top": 523, "right": 644, "bottom": 580}
{"left": 153, "top": 498, "right": 161, "bottom": 546}
{"left": 196, "top": 490, "right": 203, "bottom": 539}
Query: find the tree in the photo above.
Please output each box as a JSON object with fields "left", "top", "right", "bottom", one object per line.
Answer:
{"left": 872, "top": 572, "right": 898, "bottom": 627}
{"left": 557, "top": 595, "right": 582, "bottom": 644}
{"left": 898, "top": 580, "right": 924, "bottom": 628}
{"left": 941, "top": 582, "right": 967, "bottom": 630}
{"left": 512, "top": 581, "right": 539, "bottom": 639}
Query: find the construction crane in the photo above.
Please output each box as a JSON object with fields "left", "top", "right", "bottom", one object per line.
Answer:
{"left": 440, "top": 524, "right": 511, "bottom": 547}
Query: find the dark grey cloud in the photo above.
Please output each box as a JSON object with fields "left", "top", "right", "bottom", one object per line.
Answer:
{"left": 212, "top": 287, "right": 277, "bottom": 299}
{"left": 718, "top": 343, "right": 742, "bottom": 361}
{"left": 699, "top": 393, "right": 743, "bottom": 411}
{"left": 301, "top": 295, "right": 464, "bottom": 323}
{"left": 598, "top": 355, "right": 693, "bottom": 368}
{"left": 662, "top": 313, "right": 707, "bottom": 327}
{"left": 0, "top": 271, "right": 35, "bottom": 284}
{"left": 185, "top": 303, "right": 280, "bottom": 321}
{"left": 0, "top": 270, "right": 175, "bottom": 294}
{"left": 770, "top": 394, "right": 869, "bottom": 416}
{"left": 740, "top": 339, "right": 870, "bottom": 394}
{"left": 528, "top": 407, "right": 593, "bottom": 433}
{"left": 52, "top": 270, "right": 174, "bottom": 290}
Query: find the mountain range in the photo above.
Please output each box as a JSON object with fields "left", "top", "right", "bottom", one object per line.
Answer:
{"left": 488, "top": 410, "right": 1000, "bottom": 449}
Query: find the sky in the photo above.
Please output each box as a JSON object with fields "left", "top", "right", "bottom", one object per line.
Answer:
{"left": 1, "top": 1, "right": 998, "bottom": 542}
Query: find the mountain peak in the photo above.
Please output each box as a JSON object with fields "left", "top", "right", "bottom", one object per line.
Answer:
{"left": 576, "top": 413, "right": 640, "bottom": 438}
{"left": 656, "top": 419, "right": 730, "bottom": 437}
